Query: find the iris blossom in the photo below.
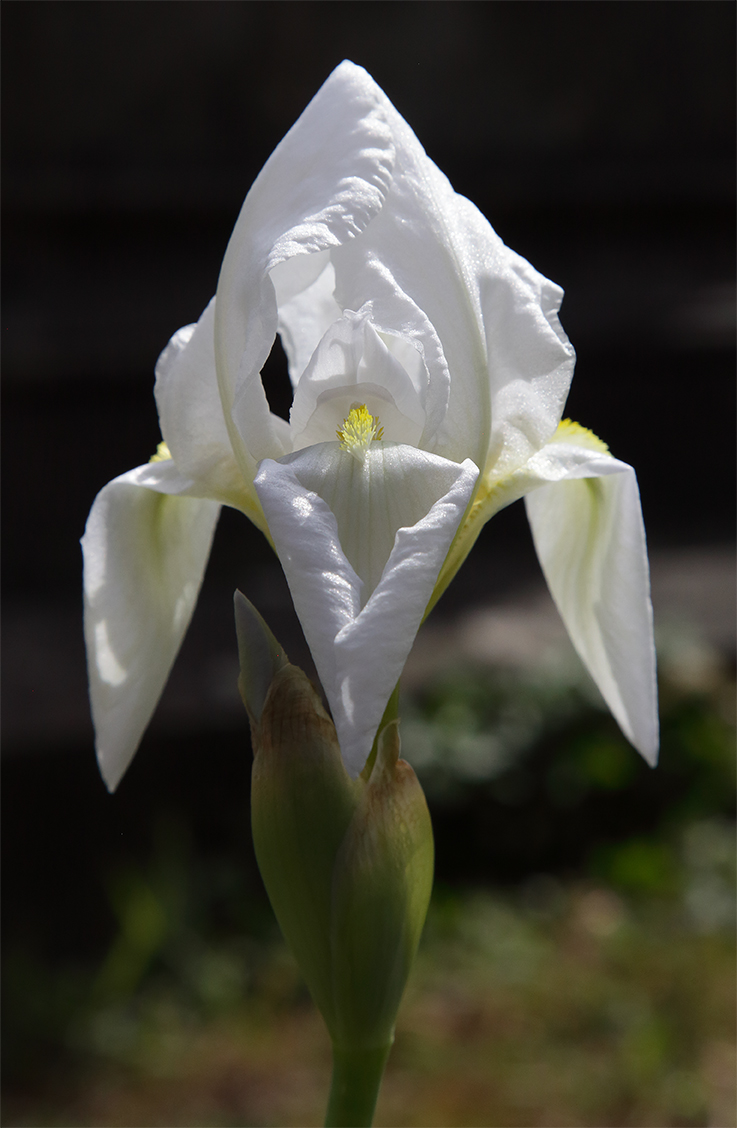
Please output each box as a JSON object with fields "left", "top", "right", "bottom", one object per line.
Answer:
{"left": 82, "top": 61, "right": 658, "bottom": 791}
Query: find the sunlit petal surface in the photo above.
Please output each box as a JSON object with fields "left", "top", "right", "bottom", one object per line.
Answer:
{"left": 82, "top": 60, "right": 657, "bottom": 783}
{"left": 255, "top": 445, "right": 478, "bottom": 775}
{"left": 526, "top": 453, "right": 658, "bottom": 764}
{"left": 82, "top": 461, "right": 220, "bottom": 790}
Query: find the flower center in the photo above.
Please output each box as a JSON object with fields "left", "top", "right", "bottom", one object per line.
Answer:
{"left": 336, "top": 403, "right": 384, "bottom": 459}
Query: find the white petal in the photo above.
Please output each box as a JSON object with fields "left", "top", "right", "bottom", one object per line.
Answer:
{"left": 271, "top": 252, "right": 342, "bottom": 386}
{"left": 472, "top": 440, "right": 629, "bottom": 528}
{"left": 154, "top": 298, "right": 265, "bottom": 524}
{"left": 288, "top": 309, "right": 425, "bottom": 449}
{"left": 215, "top": 61, "right": 395, "bottom": 469}
{"left": 255, "top": 445, "right": 478, "bottom": 775}
{"left": 525, "top": 462, "right": 658, "bottom": 764}
{"left": 82, "top": 462, "right": 220, "bottom": 790}
{"left": 331, "top": 88, "right": 574, "bottom": 469}
{"left": 480, "top": 248, "right": 575, "bottom": 479}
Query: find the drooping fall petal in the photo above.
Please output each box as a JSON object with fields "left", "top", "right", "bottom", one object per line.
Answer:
{"left": 82, "top": 461, "right": 220, "bottom": 790}
{"left": 525, "top": 453, "right": 658, "bottom": 764}
{"left": 254, "top": 444, "right": 478, "bottom": 775}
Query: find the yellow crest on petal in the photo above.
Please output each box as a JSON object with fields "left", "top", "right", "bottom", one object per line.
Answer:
{"left": 554, "top": 418, "right": 609, "bottom": 453}
{"left": 149, "top": 441, "right": 172, "bottom": 463}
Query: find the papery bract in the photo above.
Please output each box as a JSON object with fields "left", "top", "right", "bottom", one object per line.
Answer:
{"left": 82, "top": 60, "right": 658, "bottom": 791}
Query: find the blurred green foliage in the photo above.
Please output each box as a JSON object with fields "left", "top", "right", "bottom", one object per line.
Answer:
{"left": 3, "top": 649, "right": 734, "bottom": 1126}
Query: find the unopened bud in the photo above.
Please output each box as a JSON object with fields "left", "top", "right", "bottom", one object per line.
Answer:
{"left": 330, "top": 719, "right": 434, "bottom": 1050}
{"left": 236, "top": 593, "right": 434, "bottom": 1054}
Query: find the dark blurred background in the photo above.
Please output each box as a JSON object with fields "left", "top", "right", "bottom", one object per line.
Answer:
{"left": 3, "top": 4, "right": 735, "bottom": 1125}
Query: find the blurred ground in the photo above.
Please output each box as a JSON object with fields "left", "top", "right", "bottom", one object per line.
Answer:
{"left": 3, "top": 822, "right": 735, "bottom": 1128}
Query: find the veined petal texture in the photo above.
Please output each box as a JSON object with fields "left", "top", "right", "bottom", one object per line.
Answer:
{"left": 82, "top": 461, "right": 220, "bottom": 790}
{"left": 255, "top": 445, "right": 478, "bottom": 776}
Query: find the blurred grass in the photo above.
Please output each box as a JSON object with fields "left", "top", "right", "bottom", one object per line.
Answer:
{"left": 3, "top": 643, "right": 735, "bottom": 1128}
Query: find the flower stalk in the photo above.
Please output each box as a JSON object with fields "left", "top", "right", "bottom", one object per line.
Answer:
{"left": 325, "top": 1044, "right": 393, "bottom": 1128}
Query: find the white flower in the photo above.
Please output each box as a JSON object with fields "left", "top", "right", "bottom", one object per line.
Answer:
{"left": 82, "top": 61, "right": 658, "bottom": 791}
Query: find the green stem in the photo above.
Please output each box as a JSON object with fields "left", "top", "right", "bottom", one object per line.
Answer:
{"left": 324, "top": 1042, "right": 392, "bottom": 1128}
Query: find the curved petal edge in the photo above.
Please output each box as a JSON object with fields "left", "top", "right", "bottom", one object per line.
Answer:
{"left": 82, "top": 465, "right": 220, "bottom": 790}
{"left": 255, "top": 446, "right": 479, "bottom": 776}
{"left": 525, "top": 465, "right": 659, "bottom": 765}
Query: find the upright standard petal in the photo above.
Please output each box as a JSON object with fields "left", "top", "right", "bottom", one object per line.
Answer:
{"left": 215, "top": 61, "right": 395, "bottom": 475}
{"left": 525, "top": 453, "right": 658, "bottom": 765}
{"left": 271, "top": 251, "right": 342, "bottom": 387}
{"left": 479, "top": 250, "right": 575, "bottom": 481}
{"left": 82, "top": 461, "right": 220, "bottom": 790}
{"left": 288, "top": 309, "right": 426, "bottom": 451}
{"left": 331, "top": 77, "right": 574, "bottom": 472}
{"left": 255, "top": 445, "right": 478, "bottom": 776}
{"left": 154, "top": 297, "right": 269, "bottom": 531}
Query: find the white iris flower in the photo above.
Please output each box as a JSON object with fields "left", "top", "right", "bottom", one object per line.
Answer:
{"left": 82, "top": 61, "right": 658, "bottom": 791}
